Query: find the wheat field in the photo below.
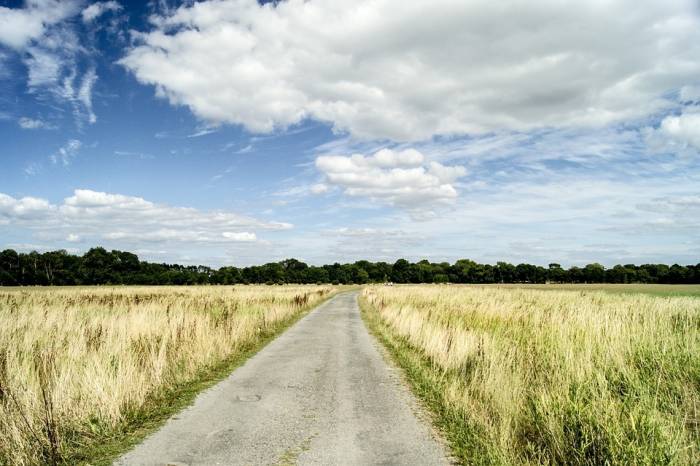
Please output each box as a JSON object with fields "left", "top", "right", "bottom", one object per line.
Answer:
{"left": 361, "top": 285, "right": 700, "bottom": 465}
{"left": 0, "top": 285, "right": 335, "bottom": 465}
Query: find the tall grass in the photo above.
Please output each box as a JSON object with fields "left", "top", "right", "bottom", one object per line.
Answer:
{"left": 0, "top": 285, "right": 334, "bottom": 465}
{"left": 361, "top": 285, "right": 700, "bottom": 465}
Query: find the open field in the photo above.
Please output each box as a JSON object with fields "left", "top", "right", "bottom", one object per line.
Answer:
{"left": 488, "top": 283, "right": 700, "bottom": 297}
{"left": 0, "top": 285, "right": 336, "bottom": 465}
{"left": 361, "top": 285, "right": 700, "bottom": 465}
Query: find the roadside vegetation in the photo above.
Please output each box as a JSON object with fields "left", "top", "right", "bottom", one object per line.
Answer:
{"left": 0, "top": 285, "right": 335, "bottom": 465}
{"left": 361, "top": 285, "right": 700, "bottom": 465}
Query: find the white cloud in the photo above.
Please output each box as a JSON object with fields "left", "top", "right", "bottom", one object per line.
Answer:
{"left": 0, "top": 0, "right": 79, "bottom": 49}
{"left": 58, "top": 189, "right": 293, "bottom": 237}
{"left": 310, "top": 183, "right": 329, "bottom": 194}
{"left": 78, "top": 68, "right": 98, "bottom": 124}
{"left": 18, "top": 117, "right": 55, "bottom": 129}
{"left": 0, "top": 189, "right": 290, "bottom": 247}
{"left": 658, "top": 110, "right": 700, "bottom": 150}
{"left": 0, "top": 193, "right": 54, "bottom": 220}
{"left": 643, "top": 107, "right": 700, "bottom": 154}
{"left": 121, "top": 0, "right": 700, "bottom": 141}
{"left": 24, "top": 46, "right": 62, "bottom": 88}
{"left": 105, "top": 229, "right": 257, "bottom": 243}
{"left": 221, "top": 231, "right": 257, "bottom": 242}
{"left": 81, "top": 1, "right": 122, "bottom": 23}
{"left": 66, "top": 233, "right": 81, "bottom": 242}
{"left": 187, "top": 127, "right": 218, "bottom": 138}
{"left": 50, "top": 139, "right": 82, "bottom": 166}
{"left": 315, "top": 148, "right": 466, "bottom": 210}
{"left": 24, "top": 162, "right": 42, "bottom": 176}
{"left": 0, "top": 1, "right": 99, "bottom": 127}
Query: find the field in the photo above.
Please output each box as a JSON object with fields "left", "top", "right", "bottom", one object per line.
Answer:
{"left": 0, "top": 285, "right": 336, "bottom": 465}
{"left": 492, "top": 283, "right": 700, "bottom": 297}
{"left": 361, "top": 285, "right": 700, "bottom": 465}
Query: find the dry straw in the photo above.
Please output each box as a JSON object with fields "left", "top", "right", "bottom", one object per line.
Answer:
{"left": 0, "top": 285, "right": 333, "bottom": 465}
{"left": 362, "top": 285, "right": 700, "bottom": 464}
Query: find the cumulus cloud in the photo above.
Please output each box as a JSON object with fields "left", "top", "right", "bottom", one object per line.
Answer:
{"left": 120, "top": 0, "right": 700, "bottom": 141}
{"left": 657, "top": 111, "right": 700, "bottom": 150}
{"left": 81, "top": 1, "right": 122, "bottom": 23}
{"left": 0, "top": 0, "right": 78, "bottom": 49}
{"left": 0, "top": 189, "right": 290, "bottom": 246}
{"left": 643, "top": 107, "right": 700, "bottom": 154}
{"left": 315, "top": 148, "right": 466, "bottom": 210}
{"left": 0, "top": 193, "right": 53, "bottom": 221}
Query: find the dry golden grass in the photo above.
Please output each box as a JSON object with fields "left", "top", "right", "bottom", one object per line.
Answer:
{"left": 0, "top": 285, "right": 335, "bottom": 465}
{"left": 362, "top": 285, "right": 700, "bottom": 465}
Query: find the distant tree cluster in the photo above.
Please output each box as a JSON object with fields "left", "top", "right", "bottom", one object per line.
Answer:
{"left": 0, "top": 248, "right": 699, "bottom": 286}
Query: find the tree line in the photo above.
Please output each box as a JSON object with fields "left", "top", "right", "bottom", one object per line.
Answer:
{"left": 0, "top": 247, "right": 698, "bottom": 286}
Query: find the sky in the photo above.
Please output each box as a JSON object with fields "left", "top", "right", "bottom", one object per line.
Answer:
{"left": 1, "top": 0, "right": 699, "bottom": 267}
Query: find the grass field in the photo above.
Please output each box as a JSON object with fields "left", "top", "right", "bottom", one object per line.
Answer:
{"left": 361, "top": 284, "right": 700, "bottom": 465}
{"left": 0, "top": 285, "right": 336, "bottom": 465}
{"left": 492, "top": 283, "right": 700, "bottom": 297}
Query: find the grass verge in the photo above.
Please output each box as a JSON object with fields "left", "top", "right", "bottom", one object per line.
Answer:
{"left": 38, "top": 289, "right": 341, "bottom": 466}
{"left": 359, "top": 289, "right": 700, "bottom": 465}
{"left": 359, "top": 297, "right": 491, "bottom": 465}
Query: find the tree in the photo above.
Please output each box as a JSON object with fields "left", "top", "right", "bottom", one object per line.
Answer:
{"left": 391, "top": 259, "right": 410, "bottom": 283}
{"left": 0, "top": 248, "right": 697, "bottom": 286}
{"left": 583, "top": 263, "right": 606, "bottom": 283}
{"left": 495, "top": 262, "right": 516, "bottom": 283}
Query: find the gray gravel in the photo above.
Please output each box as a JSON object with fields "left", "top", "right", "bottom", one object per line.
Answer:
{"left": 116, "top": 291, "right": 450, "bottom": 466}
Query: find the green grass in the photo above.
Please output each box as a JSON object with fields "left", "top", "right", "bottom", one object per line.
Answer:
{"left": 489, "top": 283, "right": 700, "bottom": 297}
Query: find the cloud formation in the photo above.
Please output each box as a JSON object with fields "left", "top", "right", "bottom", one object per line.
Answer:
{"left": 0, "top": 0, "right": 102, "bottom": 127}
{"left": 0, "top": 193, "right": 53, "bottom": 222}
{"left": 315, "top": 148, "right": 466, "bottom": 210}
{"left": 18, "top": 117, "right": 55, "bottom": 129}
{"left": 81, "top": 1, "right": 122, "bottom": 23}
{"left": 121, "top": 0, "right": 700, "bottom": 141}
{"left": 658, "top": 111, "right": 700, "bottom": 150}
{"left": 0, "top": 0, "right": 78, "bottom": 49}
{"left": 0, "top": 189, "right": 290, "bottom": 246}
{"left": 50, "top": 139, "right": 82, "bottom": 166}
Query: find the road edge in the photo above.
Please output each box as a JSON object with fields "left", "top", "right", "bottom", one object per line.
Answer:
{"left": 78, "top": 288, "right": 346, "bottom": 466}
{"left": 357, "top": 292, "right": 458, "bottom": 465}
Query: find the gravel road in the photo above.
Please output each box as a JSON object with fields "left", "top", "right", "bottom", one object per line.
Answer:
{"left": 116, "top": 291, "right": 450, "bottom": 465}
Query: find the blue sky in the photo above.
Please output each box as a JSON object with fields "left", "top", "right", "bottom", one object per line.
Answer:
{"left": 1, "top": 0, "right": 699, "bottom": 267}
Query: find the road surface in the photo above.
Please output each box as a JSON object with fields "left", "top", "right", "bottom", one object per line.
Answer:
{"left": 116, "top": 291, "right": 450, "bottom": 465}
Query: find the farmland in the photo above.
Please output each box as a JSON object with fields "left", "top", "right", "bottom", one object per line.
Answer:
{"left": 0, "top": 285, "right": 335, "bottom": 465}
{"left": 361, "top": 285, "right": 700, "bottom": 465}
